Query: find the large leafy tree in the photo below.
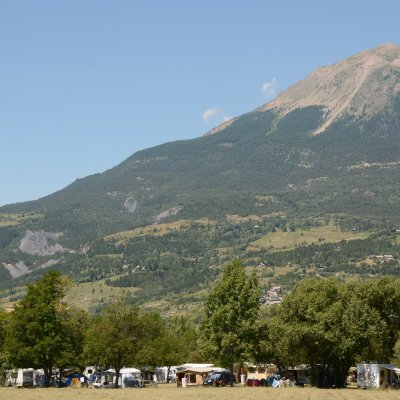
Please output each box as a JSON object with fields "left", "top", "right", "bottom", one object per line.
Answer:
{"left": 200, "top": 258, "right": 260, "bottom": 371}
{"left": 84, "top": 302, "right": 163, "bottom": 388}
{"left": 154, "top": 315, "right": 202, "bottom": 382}
{"left": 273, "top": 277, "right": 400, "bottom": 387}
{"left": 55, "top": 306, "right": 88, "bottom": 383}
{"left": 356, "top": 276, "right": 400, "bottom": 360}
{"left": 7, "top": 271, "right": 85, "bottom": 386}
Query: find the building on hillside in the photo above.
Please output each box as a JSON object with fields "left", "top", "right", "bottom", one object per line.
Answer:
{"left": 259, "top": 286, "right": 283, "bottom": 306}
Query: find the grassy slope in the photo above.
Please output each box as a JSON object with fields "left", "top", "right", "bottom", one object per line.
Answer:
{"left": 0, "top": 102, "right": 399, "bottom": 310}
{"left": 64, "top": 278, "right": 205, "bottom": 316}
{"left": 0, "top": 217, "right": 375, "bottom": 314}
{"left": 247, "top": 224, "right": 371, "bottom": 252}
{"left": 104, "top": 219, "right": 213, "bottom": 244}
{"left": 0, "top": 213, "right": 41, "bottom": 227}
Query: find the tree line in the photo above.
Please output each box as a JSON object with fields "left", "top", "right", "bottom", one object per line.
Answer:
{"left": 0, "top": 271, "right": 200, "bottom": 387}
{"left": 1, "top": 263, "right": 400, "bottom": 388}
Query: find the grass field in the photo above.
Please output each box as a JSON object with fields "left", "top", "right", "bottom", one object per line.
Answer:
{"left": 247, "top": 224, "right": 370, "bottom": 252}
{"left": 104, "top": 219, "right": 212, "bottom": 245}
{"left": 0, "top": 213, "right": 41, "bottom": 227}
{"left": 0, "top": 385, "right": 398, "bottom": 400}
{"left": 64, "top": 279, "right": 139, "bottom": 313}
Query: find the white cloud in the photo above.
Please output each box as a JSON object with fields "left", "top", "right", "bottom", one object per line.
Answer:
{"left": 262, "top": 77, "right": 278, "bottom": 99}
{"left": 202, "top": 107, "right": 226, "bottom": 125}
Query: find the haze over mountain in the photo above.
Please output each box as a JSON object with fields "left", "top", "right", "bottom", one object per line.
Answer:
{"left": 1, "top": 44, "right": 400, "bottom": 310}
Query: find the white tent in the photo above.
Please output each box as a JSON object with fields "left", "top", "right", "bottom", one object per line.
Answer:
{"left": 103, "top": 368, "right": 141, "bottom": 388}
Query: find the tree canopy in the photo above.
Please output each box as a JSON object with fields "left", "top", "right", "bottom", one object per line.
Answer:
{"left": 264, "top": 277, "right": 400, "bottom": 387}
{"left": 6, "top": 270, "right": 87, "bottom": 386}
{"left": 84, "top": 301, "right": 163, "bottom": 387}
{"left": 0, "top": 308, "right": 11, "bottom": 386}
{"left": 200, "top": 258, "right": 260, "bottom": 370}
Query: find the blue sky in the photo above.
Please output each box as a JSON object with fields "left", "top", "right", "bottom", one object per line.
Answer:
{"left": 1, "top": 0, "right": 399, "bottom": 206}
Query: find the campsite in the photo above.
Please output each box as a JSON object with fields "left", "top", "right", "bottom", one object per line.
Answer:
{"left": 0, "top": 385, "right": 400, "bottom": 400}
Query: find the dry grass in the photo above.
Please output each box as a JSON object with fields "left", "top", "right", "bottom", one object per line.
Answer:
{"left": 64, "top": 279, "right": 139, "bottom": 312}
{"left": 0, "top": 213, "right": 41, "bottom": 227}
{"left": 0, "top": 385, "right": 399, "bottom": 400}
{"left": 247, "top": 225, "right": 370, "bottom": 252}
{"left": 104, "top": 219, "right": 212, "bottom": 245}
{"left": 225, "top": 214, "right": 262, "bottom": 223}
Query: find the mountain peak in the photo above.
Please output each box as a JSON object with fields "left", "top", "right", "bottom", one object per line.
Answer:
{"left": 262, "top": 43, "right": 400, "bottom": 134}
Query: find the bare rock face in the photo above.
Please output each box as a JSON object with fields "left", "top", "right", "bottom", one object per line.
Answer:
{"left": 261, "top": 43, "right": 400, "bottom": 134}
{"left": 123, "top": 197, "right": 138, "bottom": 213}
{"left": 19, "top": 230, "right": 67, "bottom": 256}
{"left": 154, "top": 206, "right": 183, "bottom": 223}
{"left": 3, "top": 261, "right": 30, "bottom": 278}
{"left": 39, "top": 259, "right": 60, "bottom": 269}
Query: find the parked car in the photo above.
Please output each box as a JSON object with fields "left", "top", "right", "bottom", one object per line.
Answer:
{"left": 203, "top": 371, "right": 236, "bottom": 386}
{"left": 246, "top": 378, "right": 260, "bottom": 386}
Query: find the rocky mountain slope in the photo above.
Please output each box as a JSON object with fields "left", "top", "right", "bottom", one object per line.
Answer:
{"left": 1, "top": 44, "right": 399, "bottom": 308}
{"left": 262, "top": 43, "right": 400, "bottom": 133}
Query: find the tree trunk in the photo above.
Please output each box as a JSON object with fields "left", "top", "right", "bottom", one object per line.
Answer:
{"left": 115, "top": 368, "right": 120, "bottom": 388}
{"left": 44, "top": 366, "right": 52, "bottom": 387}
{"left": 333, "top": 363, "right": 350, "bottom": 388}
{"left": 166, "top": 366, "right": 171, "bottom": 383}
{"left": 58, "top": 367, "right": 64, "bottom": 387}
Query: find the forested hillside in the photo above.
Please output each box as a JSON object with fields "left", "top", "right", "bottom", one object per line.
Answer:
{"left": 0, "top": 44, "right": 400, "bottom": 311}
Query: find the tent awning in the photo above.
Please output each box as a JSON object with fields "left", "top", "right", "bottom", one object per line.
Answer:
{"left": 379, "top": 364, "right": 400, "bottom": 375}
{"left": 179, "top": 367, "right": 214, "bottom": 374}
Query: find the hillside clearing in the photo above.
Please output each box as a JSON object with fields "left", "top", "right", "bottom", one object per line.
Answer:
{"left": 247, "top": 225, "right": 370, "bottom": 252}
{"left": 64, "top": 279, "right": 140, "bottom": 313}
{"left": 0, "top": 213, "right": 41, "bottom": 227}
{"left": 104, "top": 219, "right": 213, "bottom": 244}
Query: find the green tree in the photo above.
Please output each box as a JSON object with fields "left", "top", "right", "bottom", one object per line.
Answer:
{"left": 155, "top": 315, "right": 202, "bottom": 382}
{"left": 84, "top": 302, "right": 162, "bottom": 388}
{"left": 392, "top": 338, "right": 400, "bottom": 365}
{"left": 167, "top": 315, "right": 203, "bottom": 362}
{"left": 0, "top": 309, "right": 12, "bottom": 386}
{"left": 275, "top": 277, "right": 400, "bottom": 387}
{"left": 254, "top": 315, "right": 298, "bottom": 370}
{"left": 134, "top": 311, "right": 165, "bottom": 368}
{"left": 200, "top": 259, "right": 260, "bottom": 373}
{"left": 6, "top": 271, "right": 82, "bottom": 386}
{"left": 55, "top": 306, "right": 88, "bottom": 384}
{"left": 356, "top": 276, "right": 400, "bottom": 361}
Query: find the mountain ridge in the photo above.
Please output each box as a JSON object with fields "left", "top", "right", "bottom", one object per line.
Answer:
{"left": 1, "top": 44, "right": 400, "bottom": 308}
{"left": 260, "top": 43, "right": 400, "bottom": 134}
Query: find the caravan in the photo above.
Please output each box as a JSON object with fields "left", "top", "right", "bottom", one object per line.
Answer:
{"left": 6, "top": 368, "right": 38, "bottom": 387}
{"left": 357, "top": 363, "right": 400, "bottom": 389}
{"left": 88, "top": 368, "right": 141, "bottom": 388}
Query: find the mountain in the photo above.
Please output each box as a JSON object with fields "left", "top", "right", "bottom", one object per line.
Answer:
{"left": 1, "top": 44, "right": 400, "bottom": 311}
{"left": 262, "top": 43, "right": 400, "bottom": 133}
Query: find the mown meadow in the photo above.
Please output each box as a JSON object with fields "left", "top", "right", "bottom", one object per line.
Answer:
{"left": 0, "top": 385, "right": 399, "bottom": 400}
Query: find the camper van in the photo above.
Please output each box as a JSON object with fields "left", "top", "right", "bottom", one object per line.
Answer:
{"left": 6, "top": 368, "right": 37, "bottom": 387}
